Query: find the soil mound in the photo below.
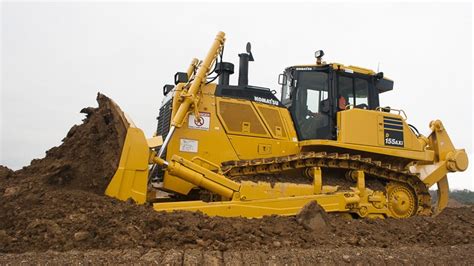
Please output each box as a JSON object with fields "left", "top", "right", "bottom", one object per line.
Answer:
{"left": 0, "top": 166, "right": 13, "bottom": 179}
{"left": 1, "top": 93, "right": 127, "bottom": 195}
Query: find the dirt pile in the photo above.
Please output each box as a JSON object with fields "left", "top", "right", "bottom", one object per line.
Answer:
{"left": 0, "top": 93, "right": 132, "bottom": 251}
{"left": 0, "top": 93, "right": 127, "bottom": 195}
{"left": 1, "top": 94, "right": 473, "bottom": 264}
{"left": 0, "top": 166, "right": 13, "bottom": 179}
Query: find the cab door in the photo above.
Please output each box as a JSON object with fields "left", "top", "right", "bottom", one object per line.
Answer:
{"left": 290, "top": 68, "right": 334, "bottom": 141}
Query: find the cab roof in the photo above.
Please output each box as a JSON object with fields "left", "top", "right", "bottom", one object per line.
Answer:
{"left": 287, "top": 62, "right": 394, "bottom": 93}
{"left": 289, "top": 62, "right": 376, "bottom": 75}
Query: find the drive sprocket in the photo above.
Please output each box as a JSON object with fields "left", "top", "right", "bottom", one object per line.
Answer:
{"left": 386, "top": 182, "right": 417, "bottom": 218}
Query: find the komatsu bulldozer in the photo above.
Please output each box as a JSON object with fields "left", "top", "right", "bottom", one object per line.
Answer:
{"left": 105, "top": 32, "right": 468, "bottom": 219}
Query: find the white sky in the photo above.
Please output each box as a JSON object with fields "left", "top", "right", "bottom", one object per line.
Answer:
{"left": 1, "top": 2, "right": 473, "bottom": 190}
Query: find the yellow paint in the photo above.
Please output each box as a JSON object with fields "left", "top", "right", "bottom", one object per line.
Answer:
{"left": 147, "top": 136, "right": 163, "bottom": 148}
{"left": 153, "top": 194, "right": 351, "bottom": 218}
{"left": 171, "top": 32, "right": 225, "bottom": 128}
{"left": 105, "top": 126, "right": 149, "bottom": 204}
{"left": 330, "top": 108, "right": 429, "bottom": 160}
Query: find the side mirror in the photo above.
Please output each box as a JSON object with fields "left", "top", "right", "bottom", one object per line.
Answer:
{"left": 278, "top": 74, "right": 287, "bottom": 85}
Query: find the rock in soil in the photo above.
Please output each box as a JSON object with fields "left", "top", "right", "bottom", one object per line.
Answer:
{"left": 296, "top": 200, "right": 330, "bottom": 231}
{"left": 73, "top": 231, "right": 90, "bottom": 242}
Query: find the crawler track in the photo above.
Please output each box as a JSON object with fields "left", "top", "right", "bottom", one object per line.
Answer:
{"left": 222, "top": 152, "right": 432, "bottom": 216}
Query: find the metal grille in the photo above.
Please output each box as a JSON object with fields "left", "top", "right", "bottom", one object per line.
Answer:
{"left": 257, "top": 106, "right": 287, "bottom": 138}
{"left": 153, "top": 99, "right": 173, "bottom": 181}
{"left": 218, "top": 101, "right": 268, "bottom": 136}
{"left": 156, "top": 99, "right": 173, "bottom": 141}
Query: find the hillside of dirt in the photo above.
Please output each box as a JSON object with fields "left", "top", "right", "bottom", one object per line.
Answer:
{"left": 1, "top": 94, "right": 473, "bottom": 264}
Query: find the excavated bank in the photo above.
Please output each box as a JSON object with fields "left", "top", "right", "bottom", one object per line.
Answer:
{"left": 1, "top": 94, "right": 473, "bottom": 263}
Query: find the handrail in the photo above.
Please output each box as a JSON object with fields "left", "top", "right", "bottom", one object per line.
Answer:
{"left": 376, "top": 106, "right": 408, "bottom": 120}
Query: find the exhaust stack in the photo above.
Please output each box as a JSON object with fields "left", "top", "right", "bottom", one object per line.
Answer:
{"left": 238, "top": 42, "right": 254, "bottom": 86}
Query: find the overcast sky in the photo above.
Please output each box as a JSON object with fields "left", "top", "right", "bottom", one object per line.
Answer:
{"left": 1, "top": 2, "right": 473, "bottom": 189}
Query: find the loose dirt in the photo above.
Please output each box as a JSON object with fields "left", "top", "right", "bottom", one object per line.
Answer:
{"left": 1, "top": 94, "right": 473, "bottom": 264}
{"left": 1, "top": 245, "right": 473, "bottom": 265}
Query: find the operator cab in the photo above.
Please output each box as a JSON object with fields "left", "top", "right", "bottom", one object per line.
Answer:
{"left": 279, "top": 50, "right": 394, "bottom": 141}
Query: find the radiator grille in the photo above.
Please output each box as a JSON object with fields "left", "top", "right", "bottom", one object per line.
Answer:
{"left": 153, "top": 99, "right": 173, "bottom": 181}
{"left": 156, "top": 99, "right": 173, "bottom": 141}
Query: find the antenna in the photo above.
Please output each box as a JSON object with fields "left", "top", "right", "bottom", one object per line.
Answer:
{"left": 377, "top": 62, "right": 380, "bottom": 72}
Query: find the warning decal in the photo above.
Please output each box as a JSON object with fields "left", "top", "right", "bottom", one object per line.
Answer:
{"left": 188, "top": 112, "right": 210, "bottom": 131}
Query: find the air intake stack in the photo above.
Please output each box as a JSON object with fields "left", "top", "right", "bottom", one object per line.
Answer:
{"left": 215, "top": 62, "right": 234, "bottom": 86}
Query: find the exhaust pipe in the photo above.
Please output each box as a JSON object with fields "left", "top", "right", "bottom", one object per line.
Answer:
{"left": 238, "top": 42, "right": 254, "bottom": 86}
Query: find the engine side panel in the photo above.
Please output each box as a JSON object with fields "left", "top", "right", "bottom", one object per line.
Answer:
{"left": 337, "top": 108, "right": 425, "bottom": 152}
{"left": 216, "top": 97, "right": 299, "bottom": 160}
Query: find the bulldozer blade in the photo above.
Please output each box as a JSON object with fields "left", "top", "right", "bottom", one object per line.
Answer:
{"left": 102, "top": 97, "right": 151, "bottom": 204}
{"left": 434, "top": 175, "right": 449, "bottom": 215}
{"left": 105, "top": 126, "right": 150, "bottom": 204}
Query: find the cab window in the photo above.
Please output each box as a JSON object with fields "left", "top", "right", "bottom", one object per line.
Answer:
{"left": 337, "top": 75, "right": 370, "bottom": 109}
{"left": 338, "top": 76, "right": 355, "bottom": 108}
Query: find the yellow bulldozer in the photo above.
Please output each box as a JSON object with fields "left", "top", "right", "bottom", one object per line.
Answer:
{"left": 104, "top": 32, "right": 468, "bottom": 219}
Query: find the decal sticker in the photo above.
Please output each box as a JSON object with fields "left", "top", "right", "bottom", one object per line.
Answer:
{"left": 294, "top": 67, "right": 314, "bottom": 71}
{"left": 179, "top": 139, "right": 198, "bottom": 153}
{"left": 384, "top": 130, "right": 404, "bottom": 147}
{"left": 188, "top": 112, "right": 210, "bottom": 131}
{"left": 253, "top": 96, "right": 279, "bottom": 106}
{"left": 383, "top": 116, "right": 404, "bottom": 147}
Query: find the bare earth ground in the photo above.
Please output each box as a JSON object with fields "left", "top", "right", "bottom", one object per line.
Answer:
{"left": 1, "top": 94, "right": 473, "bottom": 265}
{"left": 1, "top": 245, "right": 473, "bottom": 265}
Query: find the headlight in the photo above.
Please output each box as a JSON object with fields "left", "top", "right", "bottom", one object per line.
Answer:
{"left": 315, "top": 50, "right": 325, "bottom": 59}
